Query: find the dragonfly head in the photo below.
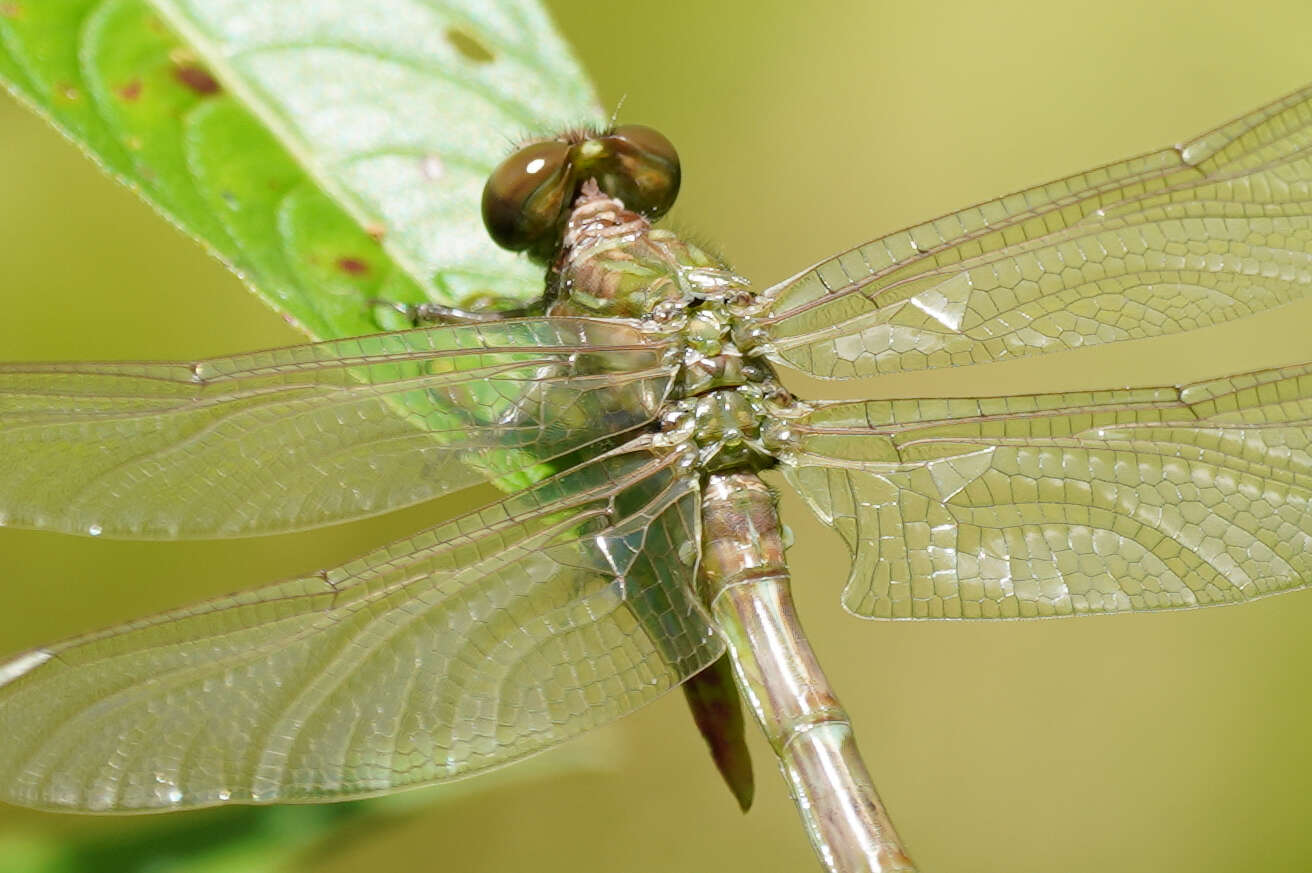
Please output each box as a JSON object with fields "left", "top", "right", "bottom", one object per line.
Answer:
{"left": 482, "top": 125, "right": 681, "bottom": 263}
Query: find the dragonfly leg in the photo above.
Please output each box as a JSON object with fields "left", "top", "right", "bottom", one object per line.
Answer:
{"left": 368, "top": 299, "right": 540, "bottom": 326}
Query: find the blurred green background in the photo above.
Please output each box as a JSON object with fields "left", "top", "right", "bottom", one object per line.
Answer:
{"left": 3, "top": 1, "right": 1312, "bottom": 872}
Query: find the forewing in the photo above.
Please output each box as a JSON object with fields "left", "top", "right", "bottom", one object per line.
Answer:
{"left": 0, "top": 448, "right": 718, "bottom": 811}
{"left": 781, "top": 363, "right": 1312, "bottom": 618}
{"left": 0, "top": 318, "right": 673, "bottom": 538}
{"left": 762, "top": 84, "right": 1312, "bottom": 378}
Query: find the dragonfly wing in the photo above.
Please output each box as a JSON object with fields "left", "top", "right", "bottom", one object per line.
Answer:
{"left": 0, "top": 317, "right": 673, "bottom": 538}
{"left": 781, "top": 363, "right": 1312, "bottom": 618}
{"left": 761, "top": 84, "right": 1312, "bottom": 378}
{"left": 0, "top": 447, "right": 717, "bottom": 811}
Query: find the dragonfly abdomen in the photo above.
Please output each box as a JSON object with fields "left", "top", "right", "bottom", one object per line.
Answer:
{"left": 701, "top": 473, "right": 917, "bottom": 872}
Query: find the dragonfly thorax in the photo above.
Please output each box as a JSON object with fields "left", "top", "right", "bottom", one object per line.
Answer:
{"left": 656, "top": 385, "right": 781, "bottom": 473}
{"left": 545, "top": 180, "right": 747, "bottom": 320}
{"left": 549, "top": 182, "right": 796, "bottom": 474}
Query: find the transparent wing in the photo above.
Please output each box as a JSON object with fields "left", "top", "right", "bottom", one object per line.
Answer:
{"left": 762, "top": 84, "right": 1312, "bottom": 378}
{"left": 0, "top": 317, "right": 674, "bottom": 539}
{"left": 780, "top": 362, "right": 1312, "bottom": 618}
{"left": 0, "top": 447, "right": 719, "bottom": 811}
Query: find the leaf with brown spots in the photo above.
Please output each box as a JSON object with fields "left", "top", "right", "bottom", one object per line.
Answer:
{"left": 0, "top": 0, "right": 601, "bottom": 341}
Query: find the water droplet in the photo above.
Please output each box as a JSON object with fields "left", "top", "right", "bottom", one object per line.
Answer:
{"left": 420, "top": 154, "right": 445, "bottom": 181}
{"left": 87, "top": 523, "right": 103, "bottom": 537}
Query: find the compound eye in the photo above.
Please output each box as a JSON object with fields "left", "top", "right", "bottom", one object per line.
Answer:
{"left": 482, "top": 140, "right": 573, "bottom": 258}
{"left": 589, "top": 125, "right": 680, "bottom": 219}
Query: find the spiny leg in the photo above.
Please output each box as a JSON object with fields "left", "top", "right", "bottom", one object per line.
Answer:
{"left": 369, "top": 296, "right": 544, "bottom": 326}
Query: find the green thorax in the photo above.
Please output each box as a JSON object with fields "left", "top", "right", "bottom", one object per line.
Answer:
{"left": 548, "top": 183, "right": 793, "bottom": 473}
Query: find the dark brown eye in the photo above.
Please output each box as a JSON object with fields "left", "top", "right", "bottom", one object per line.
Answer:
{"left": 579, "top": 124, "right": 681, "bottom": 220}
{"left": 481, "top": 140, "right": 573, "bottom": 259}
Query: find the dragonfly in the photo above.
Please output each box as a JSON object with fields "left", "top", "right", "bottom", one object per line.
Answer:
{"left": 1, "top": 28, "right": 1311, "bottom": 873}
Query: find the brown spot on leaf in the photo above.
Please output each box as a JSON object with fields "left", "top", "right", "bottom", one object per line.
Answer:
{"left": 445, "top": 27, "right": 494, "bottom": 63}
{"left": 364, "top": 223, "right": 386, "bottom": 242}
{"left": 0, "top": 3, "right": 23, "bottom": 20}
{"left": 117, "top": 79, "right": 143, "bottom": 101}
{"left": 336, "top": 257, "right": 369, "bottom": 276}
{"left": 174, "top": 65, "right": 221, "bottom": 96}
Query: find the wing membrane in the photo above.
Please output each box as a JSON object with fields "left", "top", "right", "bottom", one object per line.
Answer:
{"left": 762, "top": 84, "right": 1312, "bottom": 378}
{"left": 0, "top": 447, "right": 718, "bottom": 811}
{"left": 781, "top": 362, "right": 1312, "bottom": 618}
{"left": 0, "top": 317, "right": 673, "bottom": 538}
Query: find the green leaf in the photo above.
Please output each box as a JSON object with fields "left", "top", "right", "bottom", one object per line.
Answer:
{"left": 0, "top": 0, "right": 602, "bottom": 340}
